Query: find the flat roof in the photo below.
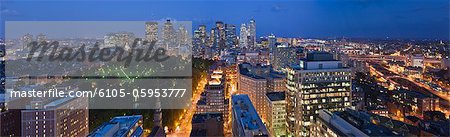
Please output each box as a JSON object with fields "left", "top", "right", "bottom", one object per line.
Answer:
{"left": 89, "top": 115, "right": 142, "bottom": 137}
{"left": 265, "top": 92, "right": 285, "bottom": 101}
{"left": 232, "top": 94, "right": 269, "bottom": 135}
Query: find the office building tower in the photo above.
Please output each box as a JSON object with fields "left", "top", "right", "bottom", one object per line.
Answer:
{"left": 231, "top": 94, "right": 269, "bottom": 137}
{"left": 268, "top": 34, "right": 276, "bottom": 53}
{"left": 286, "top": 52, "right": 352, "bottom": 136}
{"left": 239, "top": 24, "right": 248, "bottom": 48}
{"left": 225, "top": 24, "right": 237, "bottom": 49}
{"left": 145, "top": 22, "right": 158, "bottom": 42}
{"left": 247, "top": 19, "right": 256, "bottom": 48}
{"left": 271, "top": 45, "right": 304, "bottom": 71}
{"left": 21, "top": 97, "right": 89, "bottom": 137}
{"left": 163, "top": 19, "right": 175, "bottom": 49}
{"left": 89, "top": 115, "right": 143, "bottom": 137}
{"left": 265, "top": 92, "right": 287, "bottom": 137}
{"left": 212, "top": 21, "right": 226, "bottom": 52}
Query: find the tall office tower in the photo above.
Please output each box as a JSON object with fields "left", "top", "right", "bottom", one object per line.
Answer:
{"left": 145, "top": 22, "right": 158, "bottom": 42}
{"left": 198, "top": 25, "right": 208, "bottom": 44}
{"left": 177, "top": 25, "right": 190, "bottom": 46}
{"left": 239, "top": 24, "right": 248, "bottom": 48}
{"left": 163, "top": 19, "right": 175, "bottom": 49}
{"left": 238, "top": 63, "right": 286, "bottom": 122}
{"left": 272, "top": 45, "right": 304, "bottom": 71}
{"left": 247, "top": 19, "right": 256, "bottom": 48}
{"left": 213, "top": 21, "right": 226, "bottom": 51}
{"left": 225, "top": 24, "right": 237, "bottom": 49}
{"left": 21, "top": 33, "right": 33, "bottom": 48}
{"left": 268, "top": 34, "right": 276, "bottom": 53}
{"left": 231, "top": 94, "right": 269, "bottom": 137}
{"left": 89, "top": 115, "right": 143, "bottom": 137}
{"left": 36, "top": 33, "right": 47, "bottom": 43}
{"left": 286, "top": 52, "right": 352, "bottom": 136}
{"left": 193, "top": 29, "right": 203, "bottom": 57}
{"left": 21, "top": 97, "right": 89, "bottom": 137}
{"left": 264, "top": 92, "right": 287, "bottom": 137}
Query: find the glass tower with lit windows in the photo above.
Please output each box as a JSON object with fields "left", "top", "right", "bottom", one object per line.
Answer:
{"left": 286, "top": 52, "right": 352, "bottom": 137}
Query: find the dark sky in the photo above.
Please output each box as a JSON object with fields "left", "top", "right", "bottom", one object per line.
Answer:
{"left": 1, "top": 0, "right": 449, "bottom": 40}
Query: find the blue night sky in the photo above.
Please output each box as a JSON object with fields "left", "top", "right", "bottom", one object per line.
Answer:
{"left": 1, "top": 0, "right": 449, "bottom": 40}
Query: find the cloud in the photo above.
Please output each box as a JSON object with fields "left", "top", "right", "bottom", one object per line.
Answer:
{"left": 271, "top": 4, "right": 286, "bottom": 13}
{"left": 0, "top": 9, "right": 19, "bottom": 16}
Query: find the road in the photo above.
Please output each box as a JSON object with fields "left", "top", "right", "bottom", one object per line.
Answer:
{"left": 166, "top": 75, "right": 207, "bottom": 137}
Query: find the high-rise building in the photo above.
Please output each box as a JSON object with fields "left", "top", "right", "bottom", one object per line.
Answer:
{"left": 212, "top": 21, "right": 226, "bottom": 52}
{"left": 225, "top": 24, "right": 237, "bottom": 49}
{"left": 271, "top": 44, "right": 304, "bottom": 71}
{"left": 145, "top": 22, "right": 158, "bottom": 42}
{"left": 231, "top": 94, "right": 269, "bottom": 137}
{"left": 268, "top": 34, "right": 276, "bottom": 53}
{"left": 193, "top": 25, "right": 209, "bottom": 58}
{"left": 89, "top": 115, "right": 143, "bottom": 137}
{"left": 286, "top": 52, "right": 352, "bottom": 136}
{"left": 239, "top": 24, "right": 248, "bottom": 48}
{"left": 247, "top": 19, "right": 256, "bottom": 48}
{"left": 163, "top": 19, "right": 175, "bottom": 49}
{"left": 21, "top": 97, "right": 89, "bottom": 137}
{"left": 264, "top": 92, "right": 287, "bottom": 137}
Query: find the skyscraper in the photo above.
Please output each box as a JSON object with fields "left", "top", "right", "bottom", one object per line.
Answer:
{"left": 286, "top": 52, "right": 352, "bottom": 136}
{"left": 247, "top": 19, "right": 256, "bottom": 48}
{"left": 239, "top": 24, "right": 248, "bottom": 48}
{"left": 163, "top": 19, "right": 175, "bottom": 49}
{"left": 145, "top": 22, "right": 158, "bottom": 42}
{"left": 225, "top": 24, "right": 237, "bottom": 49}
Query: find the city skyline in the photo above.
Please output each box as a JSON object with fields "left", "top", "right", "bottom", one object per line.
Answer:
{"left": 1, "top": 0, "right": 449, "bottom": 40}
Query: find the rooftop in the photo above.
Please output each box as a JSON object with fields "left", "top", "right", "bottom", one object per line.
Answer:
{"left": 265, "top": 92, "right": 285, "bottom": 101}
{"left": 232, "top": 94, "right": 269, "bottom": 136}
{"left": 89, "top": 115, "right": 142, "bottom": 137}
{"left": 306, "top": 52, "right": 336, "bottom": 61}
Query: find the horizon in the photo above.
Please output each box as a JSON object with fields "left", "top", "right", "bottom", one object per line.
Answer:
{"left": 0, "top": 0, "right": 449, "bottom": 40}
